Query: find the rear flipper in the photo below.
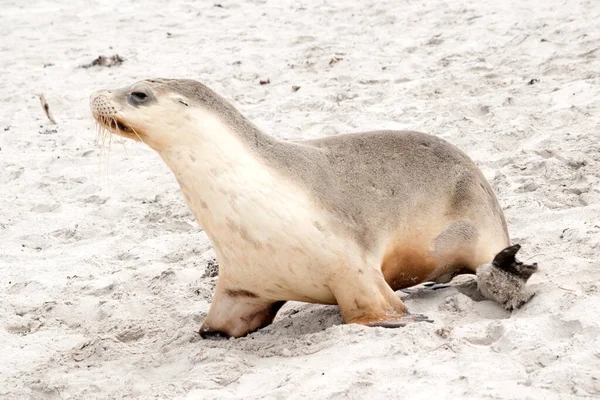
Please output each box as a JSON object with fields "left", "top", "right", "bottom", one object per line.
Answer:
{"left": 366, "top": 312, "right": 433, "bottom": 328}
{"left": 400, "top": 283, "right": 451, "bottom": 294}
{"left": 476, "top": 244, "right": 538, "bottom": 310}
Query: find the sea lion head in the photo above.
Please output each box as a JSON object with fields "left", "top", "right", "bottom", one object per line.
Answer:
{"left": 90, "top": 78, "right": 234, "bottom": 150}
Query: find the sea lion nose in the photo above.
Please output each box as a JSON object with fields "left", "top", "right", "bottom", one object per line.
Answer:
{"left": 89, "top": 90, "right": 117, "bottom": 117}
{"left": 89, "top": 89, "right": 111, "bottom": 102}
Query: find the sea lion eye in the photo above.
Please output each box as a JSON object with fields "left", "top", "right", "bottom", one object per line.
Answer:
{"left": 128, "top": 91, "right": 151, "bottom": 106}
{"left": 131, "top": 92, "right": 147, "bottom": 101}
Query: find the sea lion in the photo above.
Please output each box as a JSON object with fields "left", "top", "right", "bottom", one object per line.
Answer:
{"left": 476, "top": 244, "right": 538, "bottom": 310}
{"left": 90, "top": 78, "right": 538, "bottom": 338}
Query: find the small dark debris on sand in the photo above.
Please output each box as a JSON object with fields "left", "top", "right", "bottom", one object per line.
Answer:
{"left": 80, "top": 54, "right": 124, "bottom": 69}
{"left": 259, "top": 79, "right": 271, "bottom": 85}
{"left": 329, "top": 56, "right": 343, "bottom": 66}
{"left": 527, "top": 78, "right": 540, "bottom": 85}
{"left": 39, "top": 94, "right": 57, "bottom": 124}
{"left": 202, "top": 259, "right": 219, "bottom": 278}
{"left": 292, "top": 85, "right": 301, "bottom": 92}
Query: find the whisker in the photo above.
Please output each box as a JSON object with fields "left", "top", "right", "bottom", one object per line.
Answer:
{"left": 119, "top": 136, "right": 130, "bottom": 159}
{"left": 100, "top": 121, "right": 106, "bottom": 154}
{"left": 106, "top": 116, "right": 120, "bottom": 176}
{"left": 130, "top": 126, "right": 145, "bottom": 145}
{"left": 95, "top": 122, "right": 106, "bottom": 182}
{"left": 522, "top": 253, "right": 545, "bottom": 263}
{"left": 100, "top": 120, "right": 108, "bottom": 180}
{"left": 115, "top": 111, "right": 146, "bottom": 145}
{"left": 92, "top": 112, "right": 138, "bottom": 179}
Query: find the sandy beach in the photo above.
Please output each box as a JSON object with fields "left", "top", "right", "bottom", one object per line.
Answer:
{"left": 1, "top": 0, "right": 599, "bottom": 398}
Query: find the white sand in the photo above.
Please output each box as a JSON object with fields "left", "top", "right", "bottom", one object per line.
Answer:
{"left": 1, "top": 0, "right": 600, "bottom": 398}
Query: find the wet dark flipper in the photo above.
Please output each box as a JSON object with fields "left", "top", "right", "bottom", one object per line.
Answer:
{"left": 401, "top": 283, "right": 451, "bottom": 294}
{"left": 366, "top": 313, "right": 433, "bottom": 328}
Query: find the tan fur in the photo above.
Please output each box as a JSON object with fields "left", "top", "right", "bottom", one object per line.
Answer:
{"left": 382, "top": 243, "right": 438, "bottom": 291}
{"left": 90, "top": 78, "right": 512, "bottom": 338}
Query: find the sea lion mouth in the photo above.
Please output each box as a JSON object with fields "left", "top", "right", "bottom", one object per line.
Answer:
{"left": 92, "top": 112, "right": 146, "bottom": 147}
{"left": 93, "top": 113, "right": 136, "bottom": 137}
{"left": 109, "top": 118, "right": 130, "bottom": 133}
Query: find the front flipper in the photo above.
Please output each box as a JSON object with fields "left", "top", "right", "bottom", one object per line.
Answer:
{"left": 477, "top": 244, "right": 538, "bottom": 310}
{"left": 199, "top": 279, "right": 285, "bottom": 339}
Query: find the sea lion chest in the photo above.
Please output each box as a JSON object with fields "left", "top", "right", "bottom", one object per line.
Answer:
{"left": 161, "top": 140, "right": 356, "bottom": 303}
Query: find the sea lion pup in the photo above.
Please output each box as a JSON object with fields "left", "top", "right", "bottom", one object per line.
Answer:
{"left": 476, "top": 244, "right": 538, "bottom": 310}
{"left": 90, "top": 78, "right": 538, "bottom": 338}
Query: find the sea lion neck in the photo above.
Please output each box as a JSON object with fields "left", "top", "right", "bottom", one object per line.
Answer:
{"left": 154, "top": 111, "right": 315, "bottom": 255}
{"left": 218, "top": 107, "right": 283, "bottom": 154}
{"left": 153, "top": 78, "right": 284, "bottom": 154}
